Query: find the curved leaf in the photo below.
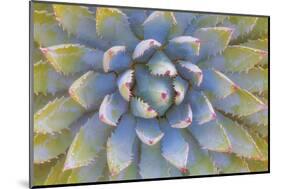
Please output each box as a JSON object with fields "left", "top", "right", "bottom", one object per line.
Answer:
{"left": 130, "top": 97, "right": 158, "bottom": 119}
{"left": 200, "top": 69, "right": 238, "bottom": 99}
{"left": 250, "top": 17, "right": 268, "bottom": 39}
{"left": 188, "top": 120, "right": 231, "bottom": 152}
{"left": 53, "top": 5, "right": 108, "bottom": 49}
{"left": 136, "top": 118, "right": 164, "bottom": 146}
{"left": 64, "top": 113, "right": 112, "bottom": 170}
{"left": 187, "top": 91, "right": 216, "bottom": 125}
{"left": 34, "top": 96, "right": 84, "bottom": 134}
{"left": 194, "top": 27, "right": 233, "bottom": 59}
{"left": 210, "top": 152, "right": 250, "bottom": 173}
{"left": 132, "top": 39, "right": 161, "bottom": 62}
{"left": 69, "top": 71, "right": 116, "bottom": 110}
{"left": 103, "top": 46, "right": 132, "bottom": 73}
{"left": 147, "top": 51, "right": 177, "bottom": 77}
{"left": 177, "top": 61, "right": 203, "bottom": 86}
{"left": 107, "top": 114, "right": 136, "bottom": 176}
{"left": 160, "top": 119, "right": 189, "bottom": 171}
{"left": 33, "top": 10, "right": 68, "bottom": 47}
{"left": 99, "top": 91, "right": 128, "bottom": 126}
{"left": 117, "top": 69, "right": 134, "bottom": 101}
{"left": 135, "top": 65, "right": 174, "bottom": 116}
{"left": 34, "top": 60, "right": 77, "bottom": 95}
{"left": 166, "top": 103, "right": 192, "bottom": 128}
{"left": 169, "top": 12, "right": 196, "bottom": 38}
{"left": 194, "top": 15, "right": 227, "bottom": 28}
{"left": 34, "top": 130, "right": 72, "bottom": 164}
{"left": 139, "top": 143, "right": 181, "bottom": 179}
{"left": 217, "top": 113, "right": 263, "bottom": 160}
{"left": 41, "top": 44, "right": 104, "bottom": 75}
{"left": 181, "top": 130, "right": 218, "bottom": 175}
{"left": 205, "top": 46, "right": 267, "bottom": 73}
{"left": 173, "top": 76, "right": 189, "bottom": 105}
{"left": 143, "top": 11, "right": 176, "bottom": 44}
{"left": 213, "top": 88, "right": 266, "bottom": 117}
{"left": 67, "top": 152, "right": 106, "bottom": 184}
{"left": 33, "top": 160, "right": 56, "bottom": 186}
{"left": 165, "top": 36, "right": 200, "bottom": 60}
{"left": 226, "top": 67, "right": 268, "bottom": 94}
{"left": 96, "top": 8, "right": 139, "bottom": 50}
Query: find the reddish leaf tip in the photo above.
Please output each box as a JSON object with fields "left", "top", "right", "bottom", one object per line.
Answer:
{"left": 180, "top": 167, "right": 188, "bottom": 174}
{"left": 40, "top": 47, "right": 48, "bottom": 54}
{"left": 165, "top": 70, "right": 171, "bottom": 76}
{"left": 161, "top": 92, "right": 167, "bottom": 100}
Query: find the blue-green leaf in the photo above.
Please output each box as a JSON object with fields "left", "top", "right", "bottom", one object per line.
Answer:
{"left": 165, "top": 36, "right": 200, "bottom": 61}
{"left": 99, "top": 91, "right": 128, "bottom": 126}
{"left": 187, "top": 91, "right": 216, "bottom": 125}
{"left": 103, "top": 46, "right": 132, "bottom": 73}
{"left": 107, "top": 114, "right": 137, "bottom": 176}
{"left": 177, "top": 61, "right": 203, "bottom": 86}
{"left": 130, "top": 97, "right": 158, "bottom": 119}
{"left": 147, "top": 51, "right": 177, "bottom": 77}
{"left": 135, "top": 65, "right": 174, "bottom": 116}
{"left": 166, "top": 103, "right": 192, "bottom": 128}
{"left": 64, "top": 113, "right": 112, "bottom": 170}
{"left": 41, "top": 44, "right": 104, "bottom": 75}
{"left": 160, "top": 119, "right": 189, "bottom": 171}
{"left": 169, "top": 12, "right": 196, "bottom": 38}
{"left": 96, "top": 8, "right": 139, "bottom": 50}
{"left": 132, "top": 39, "right": 161, "bottom": 63}
{"left": 173, "top": 76, "right": 189, "bottom": 105}
{"left": 143, "top": 11, "right": 176, "bottom": 44}
{"left": 188, "top": 120, "right": 231, "bottom": 152}
{"left": 69, "top": 71, "right": 116, "bottom": 110}
{"left": 117, "top": 69, "right": 134, "bottom": 101}
{"left": 136, "top": 118, "right": 164, "bottom": 146}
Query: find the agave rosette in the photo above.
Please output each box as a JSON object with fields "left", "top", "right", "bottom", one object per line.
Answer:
{"left": 32, "top": 2, "right": 269, "bottom": 186}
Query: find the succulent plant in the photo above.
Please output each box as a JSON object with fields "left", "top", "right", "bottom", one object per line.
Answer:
{"left": 32, "top": 2, "right": 269, "bottom": 187}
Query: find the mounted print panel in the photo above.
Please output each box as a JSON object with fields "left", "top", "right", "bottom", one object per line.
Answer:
{"left": 30, "top": 1, "right": 269, "bottom": 188}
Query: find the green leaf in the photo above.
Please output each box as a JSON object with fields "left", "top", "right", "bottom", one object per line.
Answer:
{"left": 160, "top": 119, "right": 189, "bottom": 171}
{"left": 188, "top": 120, "right": 231, "bottom": 152}
{"left": 217, "top": 113, "right": 263, "bottom": 160}
{"left": 34, "top": 96, "right": 84, "bottom": 134}
{"left": 130, "top": 97, "right": 158, "bottom": 119}
{"left": 53, "top": 5, "right": 108, "bottom": 49}
{"left": 200, "top": 69, "right": 238, "bottom": 99}
{"left": 246, "top": 159, "right": 268, "bottom": 172}
{"left": 67, "top": 152, "right": 106, "bottom": 183}
{"left": 210, "top": 152, "right": 250, "bottom": 173}
{"left": 143, "top": 11, "right": 176, "bottom": 44}
{"left": 194, "top": 15, "right": 228, "bottom": 28}
{"left": 34, "top": 60, "right": 77, "bottom": 95}
{"left": 33, "top": 10, "right": 68, "bottom": 47}
{"left": 64, "top": 113, "right": 112, "bottom": 170}
{"left": 132, "top": 39, "right": 161, "bottom": 63}
{"left": 225, "top": 16, "right": 258, "bottom": 40}
{"left": 213, "top": 88, "right": 266, "bottom": 117}
{"left": 34, "top": 93, "right": 59, "bottom": 113}
{"left": 169, "top": 12, "right": 196, "bottom": 38}
{"left": 187, "top": 91, "right": 216, "bottom": 125}
{"left": 165, "top": 36, "right": 200, "bottom": 60}
{"left": 173, "top": 76, "right": 189, "bottom": 105}
{"left": 250, "top": 17, "right": 268, "bottom": 39}
{"left": 107, "top": 114, "right": 136, "bottom": 176}
{"left": 248, "top": 130, "right": 268, "bottom": 161}
{"left": 103, "top": 46, "right": 132, "bottom": 73}
{"left": 96, "top": 8, "right": 139, "bottom": 50}
{"left": 136, "top": 118, "right": 164, "bottom": 146}
{"left": 205, "top": 46, "right": 267, "bottom": 73}
{"left": 181, "top": 130, "right": 218, "bottom": 175}
{"left": 99, "top": 91, "right": 128, "bottom": 126}
{"left": 117, "top": 69, "right": 134, "bottom": 101}
{"left": 135, "top": 65, "right": 174, "bottom": 116}
{"left": 147, "top": 51, "right": 177, "bottom": 77}
{"left": 41, "top": 44, "right": 104, "bottom": 75}
{"left": 44, "top": 155, "right": 72, "bottom": 185}
{"left": 69, "top": 71, "right": 116, "bottom": 110}
{"left": 242, "top": 106, "right": 268, "bottom": 127}
{"left": 176, "top": 61, "right": 203, "bottom": 86}
{"left": 34, "top": 130, "right": 72, "bottom": 164}
{"left": 226, "top": 67, "right": 268, "bottom": 94}
{"left": 166, "top": 103, "right": 193, "bottom": 128}
{"left": 139, "top": 143, "right": 181, "bottom": 179}
{"left": 33, "top": 160, "right": 56, "bottom": 186}
{"left": 194, "top": 27, "right": 233, "bottom": 59}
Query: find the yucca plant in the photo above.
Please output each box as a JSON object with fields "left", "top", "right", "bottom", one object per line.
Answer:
{"left": 32, "top": 2, "right": 269, "bottom": 186}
